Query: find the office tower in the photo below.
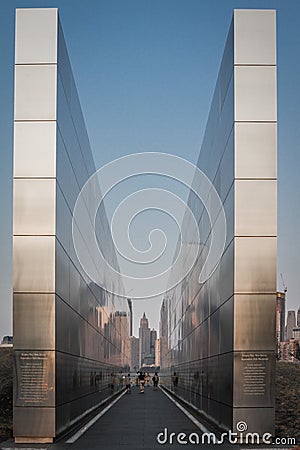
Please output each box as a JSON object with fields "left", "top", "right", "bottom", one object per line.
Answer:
{"left": 276, "top": 292, "right": 286, "bottom": 343}
{"left": 150, "top": 328, "right": 157, "bottom": 356}
{"left": 286, "top": 310, "right": 296, "bottom": 340}
{"left": 139, "top": 312, "right": 150, "bottom": 367}
{"left": 293, "top": 328, "right": 300, "bottom": 340}
{"left": 155, "top": 338, "right": 160, "bottom": 367}
{"left": 127, "top": 299, "right": 133, "bottom": 336}
{"left": 129, "top": 336, "right": 139, "bottom": 372}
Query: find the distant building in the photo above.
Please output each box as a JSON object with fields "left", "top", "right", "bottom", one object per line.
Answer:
{"left": 150, "top": 329, "right": 157, "bottom": 356}
{"left": 276, "top": 292, "right": 286, "bottom": 344}
{"left": 159, "top": 298, "right": 169, "bottom": 368}
{"left": 143, "top": 354, "right": 155, "bottom": 366}
{"left": 293, "top": 327, "right": 300, "bottom": 340}
{"left": 286, "top": 310, "right": 296, "bottom": 341}
{"left": 129, "top": 336, "right": 139, "bottom": 372}
{"left": 297, "top": 307, "right": 300, "bottom": 327}
{"left": 110, "top": 311, "right": 130, "bottom": 367}
{"left": 155, "top": 338, "right": 160, "bottom": 367}
{"left": 280, "top": 338, "right": 300, "bottom": 363}
{"left": 139, "top": 312, "right": 150, "bottom": 367}
{"left": 127, "top": 299, "right": 133, "bottom": 336}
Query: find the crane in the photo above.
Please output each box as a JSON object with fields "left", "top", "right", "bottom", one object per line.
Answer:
{"left": 280, "top": 273, "right": 287, "bottom": 294}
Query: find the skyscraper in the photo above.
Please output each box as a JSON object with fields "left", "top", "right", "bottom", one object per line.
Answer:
{"left": 276, "top": 292, "right": 286, "bottom": 343}
{"left": 286, "top": 310, "right": 296, "bottom": 341}
{"left": 297, "top": 307, "right": 300, "bottom": 327}
{"left": 139, "top": 312, "right": 150, "bottom": 367}
{"left": 155, "top": 338, "right": 160, "bottom": 367}
{"left": 129, "top": 336, "right": 139, "bottom": 372}
{"left": 150, "top": 328, "right": 157, "bottom": 356}
{"left": 127, "top": 299, "right": 133, "bottom": 336}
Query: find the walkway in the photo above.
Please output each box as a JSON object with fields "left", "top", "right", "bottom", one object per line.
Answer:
{"left": 52, "top": 385, "right": 207, "bottom": 450}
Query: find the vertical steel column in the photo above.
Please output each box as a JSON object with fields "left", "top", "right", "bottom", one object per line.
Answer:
{"left": 13, "top": 8, "right": 58, "bottom": 443}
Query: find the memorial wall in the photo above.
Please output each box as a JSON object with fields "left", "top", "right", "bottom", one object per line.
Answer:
{"left": 161, "top": 9, "right": 277, "bottom": 435}
{"left": 13, "top": 8, "right": 130, "bottom": 443}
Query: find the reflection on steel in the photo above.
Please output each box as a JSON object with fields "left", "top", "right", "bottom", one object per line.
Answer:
{"left": 13, "top": 8, "right": 130, "bottom": 443}
{"left": 160, "top": 10, "right": 277, "bottom": 435}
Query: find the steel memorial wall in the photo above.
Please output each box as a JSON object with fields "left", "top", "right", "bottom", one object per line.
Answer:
{"left": 13, "top": 8, "right": 130, "bottom": 443}
{"left": 161, "top": 9, "right": 277, "bottom": 436}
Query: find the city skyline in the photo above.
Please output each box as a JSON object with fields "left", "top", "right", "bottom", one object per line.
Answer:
{"left": 1, "top": 0, "right": 300, "bottom": 338}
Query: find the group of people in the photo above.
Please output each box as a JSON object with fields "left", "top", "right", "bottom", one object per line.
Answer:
{"left": 123, "top": 371, "right": 159, "bottom": 393}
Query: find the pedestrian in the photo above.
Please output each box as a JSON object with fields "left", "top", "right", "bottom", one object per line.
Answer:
{"left": 146, "top": 372, "right": 151, "bottom": 387}
{"left": 109, "top": 373, "right": 115, "bottom": 395}
{"left": 152, "top": 372, "right": 159, "bottom": 390}
{"left": 138, "top": 371, "right": 145, "bottom": 393}
{"left": 172, "top": 372, "right": 178, "bottom": 389}
{"left": 125, "top": 374, "right": 131, "bottom": 393}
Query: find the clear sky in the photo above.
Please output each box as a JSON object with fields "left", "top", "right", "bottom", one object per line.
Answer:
{"left": 0, "top": 0, "right": 300, "bottom": 338}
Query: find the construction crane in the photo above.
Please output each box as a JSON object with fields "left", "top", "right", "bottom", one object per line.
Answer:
{"left": 280, "top": 273, "right": 287, "bottom": 294}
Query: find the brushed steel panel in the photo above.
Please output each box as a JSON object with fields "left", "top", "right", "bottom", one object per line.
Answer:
{"left": 235, "top": 122, "right": 277, "bottom": 179}
{"left": 56, "top": 182, "right": 72, "bottom": 254}
{"left": 55, "top": 239, "right": 70, "bottom": 303}
{"left": 58, "top": 21, "right": 72, "bottom": 105}
{"left": 208, "top": 239, "right": 234, "bottom": 310}
{"left": 214, "top": 129, "right": 234, "bottom": 203}
{"left": 234, "top": 10, "right": 276, "bottom": 65}
{"left": 15, "top": 8, "right": 58, "bottom": 64}
{"left": 57, "top": 74, "right": 89, "bottom": 190}
{"left": 218, "top": 352, "right": 233, "bottom": 406}
{"left": 235, "top": 180, "right": 277, "bottom": 236}
{"left": 14, "top": 407, "right": 55, "bottom": 437}
{"left": 234, "top": 294, "right": 276, "bottom": 351}
{"left": 13, "top": 294, "right": 55, "bottom": 350}
{"left": 224, "top": 185, "right": 234, "bottom": 248}
{"left": 14, "top": 65, "right": 57, "bottom": 121}
{"left": 218, "top": 402, "right": 233, "bottom": 430}
{"left": 55, "top": 296, "right": 80, "bottom": 356}
{"left": 13, "top": 179, "right": 56, "bottom": 235}
{"left": 209, "top": 310, "right": 220, "bottom": 357}
{"left": 206, "top": 77, "right": 234, "bottom": 185}
{"left": 219, "top": 19, "right": 234, "bottom": 109}
{"left": 233, "top": 406, "right": 275, "bottom": 436}
{"left": 56, "top": 129, "right": 79, "bottom": 213}
{"left": 219, "top": 296, "right": 234, "bottom": 354}
{"left": 234, "top": 237, "right": 276, "bottom": 293}
{"left": 70, "top": 84, "right": 95, "bottom": 175}
{"left": 14, "top": 122, "right": 56, "bottom": 178}
{"left": 69, "top": 262, "right": 81, "bottom": 312}
{"left": 14, "top": 350, "right": 55, "bottom": 407}
{"left": 234, "top": 66, "right": 277, "bottom": 122}
{"left": 13, "top": 236, "right": 55, "bottom": 292}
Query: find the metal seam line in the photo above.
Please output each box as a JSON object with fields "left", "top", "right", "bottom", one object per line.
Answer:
{"left": 65, "top": 390, "right": 127, "bottom": 444}
{"left": 159, "top": 386, "right": 211, "bottom": 434}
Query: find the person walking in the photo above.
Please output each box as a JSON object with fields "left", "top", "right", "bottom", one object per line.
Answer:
{"left": 152, "top": 372, "right": 159, "bottom": 390}
{"left": 172, "top": 372, "right": 178, "bottom": 389}
{"left": 146, "top": 372, "right": 151, "bottom": 387}
{"left": 125, "top": 374, "right": 131, "bottom": 393}
{"left": 138, "top": 371, "right": 145, "bottom": 393}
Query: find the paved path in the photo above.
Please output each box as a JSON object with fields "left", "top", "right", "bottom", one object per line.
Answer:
{"left": 52, "top": 385, "right": 206, "bottom": 450}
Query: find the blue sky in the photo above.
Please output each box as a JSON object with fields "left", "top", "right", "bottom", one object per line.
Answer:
{"left": 0, "top": 0, "right": 300, "bottom": 337}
